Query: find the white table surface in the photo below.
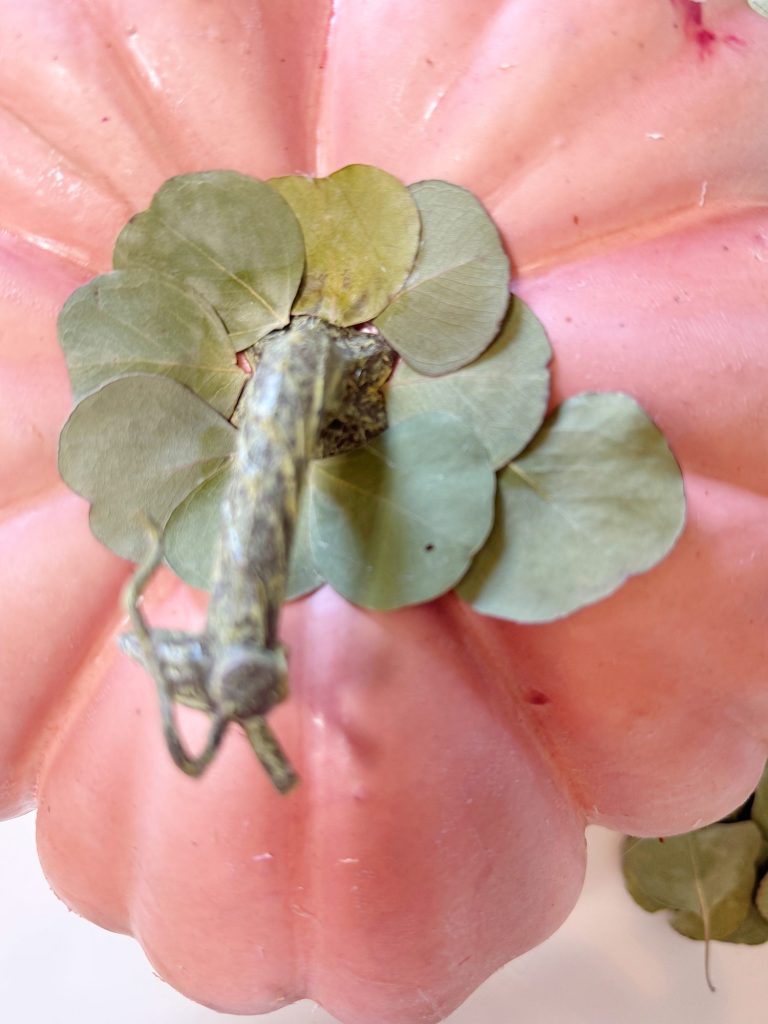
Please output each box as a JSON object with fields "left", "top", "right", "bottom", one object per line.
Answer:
{"left": 2, "top": 815, "right": 767, "bottom": 1023}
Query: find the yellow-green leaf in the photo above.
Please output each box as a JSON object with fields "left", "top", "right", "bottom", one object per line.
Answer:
{"left": 270, "top": 165, "right": 420, "bottom": 326}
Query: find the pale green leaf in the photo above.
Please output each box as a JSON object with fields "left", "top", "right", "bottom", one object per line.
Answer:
{"left": 310, "top": 413, "right": 496, "bottom": 610}
{"left": 114, "top": 171, "right": 305, "bottom": 349}
{"left": 163, "top": 464, "right": 230, "bottom": 589}
{"left": 458, "top": 392, "right": 685, "bottom": 622}
{"left": 622, "top": 823, "right": 765, "bottom": 942}
{"left": 58, "top": 269, "right": 246, "bottom": 416}
{"left": 164, "top": 466, "right": 321, "bottom": 598}
{"left": 59, "top": 375, "right": 236, "bottom": 562}
{"left": 751, "top": 762, "right": 768, "bottom": 840}
{"left": 270, "top": 165, "right": 420, "bottom": 326}
{"left": 286, "top": 486, "right": 323, "bottom": 600}
{"left": 722, "top": 904, "right": 768, "bottom": 944}
{"left": 374, "top": 180, "right": 509, "bottom": 375}
{"left": 386, "top": 297, "right": 551, "bottom": 468}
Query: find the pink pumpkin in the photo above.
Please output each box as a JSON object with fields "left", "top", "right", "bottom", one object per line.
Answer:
{"left": 2, "top": 1, "right": 768, "bottom": 1022}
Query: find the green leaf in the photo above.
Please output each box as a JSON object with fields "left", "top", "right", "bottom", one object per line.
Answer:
{"left": 163, "top": 464, "right": 230, "bottom": 589}
{"left": 164, "top": 466, "right": 322, "bottom": 598}
{"left": 386, "top": 297, "right": 551, "bottom": 468}
{"left": 748, "top": 0, "right": 768, "bottom": 17}
{"left": 309, "top": 413, "right": 496, "bottom": 610}
{"left": 58, "top": 269, "right": 246, "bottom": 417}
{"left": 270, "top": 165, "right": 420, "bottom": 326}
{"left": 457, "top": 392, "right": 686, "bottom": 623}
{"left": 722, "top": 904, "right": 768, "bottom": 944}
{"left": 751, "top": 762, "right": 768, "bottom": 840}
{"left": 622, "top": 823, "right": 765, "bottom": 942}
{"left": 374, "top": 180, "right": 509, "bottom": 375}
{"left": 114, "top": 171, "right": 305, "bottom": 349}
{"left": 756, "top": 872, "right": 768, "bottom": 922}
{"left": 59, "top": 375, "right": 236, "bottom": 562}
{"left": 286, "top": 486, "right": 323, "bottom": 601}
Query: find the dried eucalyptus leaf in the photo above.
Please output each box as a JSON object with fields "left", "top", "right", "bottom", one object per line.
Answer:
{"left": 623, "top": 823, "right": 765, "bottom": 941}
{"left": 163, "top": 465, "right": 231, "bottom": 590}
{"left": 386, "top": 297, "right": 551, "bottom": 468}
{"left": 756, "top": 872, "right": 768, "bottom": 922}
{"left": 748, "top": 1, "right": 768, "bottom": 17}
{"left": 59, "top": 375, "right": 236, "bottom": 562}
{"left": 373, "top": 180, "right": 509, "bottom": 375}
{"left": 751, "top": 762, "right": 768, "bottom": 840}
{"left": 58, "top": 269, "right": 246, "bottom": 416}
{"left": 286, "top": 484, "right": 323, "bottom": 601}
{"left": 164, "top": 463, "right": 321, "bottom": 597}
{"left": 722, "top": 904, "right": 768, "bottom": 944}
{"left": 270, "top": 165, "right": 420, "bottom": 326}
{"left": 114, "top": 171, "right": 305, "bottom": 349}
{"left": 458, "top": 392, "right": 685, "bottom": 622}
{"left": 310, "top": 413, "right": 496, "bottom": 610}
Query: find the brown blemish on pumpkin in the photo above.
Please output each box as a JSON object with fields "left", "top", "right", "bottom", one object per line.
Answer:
{"left": 526, "top": 690, "right": 550, "bottom": 706}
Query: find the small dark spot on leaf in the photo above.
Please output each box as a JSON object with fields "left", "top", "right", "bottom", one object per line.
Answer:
{"left": 658, "top": 836, "right": 665, "bottom": 843}
{"left": 527, "top": 689, "right": 550, "bottom": 706}
{"left": 424, "top": 543, "right": 435, "bottom": 552}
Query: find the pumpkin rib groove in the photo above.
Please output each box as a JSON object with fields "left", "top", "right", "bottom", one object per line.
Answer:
{"left": 76, "top": 0, "right": 191, "bottom": 185}
{"left": 445, "top": 592, "right": 594, "bottom": 821}
{"left": 0, "top": 94, "right": 136, "bottom": 215}
{"left": 506, "top": 198, "right": 768, "bottom": 279}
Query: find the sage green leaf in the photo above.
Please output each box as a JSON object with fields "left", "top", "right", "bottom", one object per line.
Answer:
{"left": 748, "top": 0, "right": 768, "bottom": 17}
{"left": 623, "top": 823, "right": 764, "bottom": 943}
{"left": 286, "top": 485, "right": 323, "bottom": 601}
{"left": 751, "top": 762, "right": 768, "bottom": 839}
{"left": 163, "top": 465, "right": 231, "bottom": 590}
{"left": 756, "top": 872, "right": 768, "bottom": 922}
{"left": 386, "top": 297, "right": 551, "bottom": 468}
{"left": 457, "top": 392, "right": 685, "bottom": 623}
{"left": 58, "top": 269, "right": 246, "bottom": 416}
{"left": 310, "top": 413, "right": 496, "bottom": 610}
{"left": 373, "top": 180, "right": 509, "bottom": 375}
{"left": 59, "top": 375, "right": 236, "bottom": 562}
{"left": 270, "top": 165, "right": 420, "bottom": 326}
{"left": 722, "top": 904, "right": 768, "bottom": 944}
{"left": 114, "top": 171, "right": 305, "bottom": 349}
{"left": 164, "top": 467, "right": 321, "bottom": 598}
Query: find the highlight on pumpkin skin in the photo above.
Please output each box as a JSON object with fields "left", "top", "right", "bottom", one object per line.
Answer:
{"left": 55, "top": 164, "right": 686, "bottom": 782}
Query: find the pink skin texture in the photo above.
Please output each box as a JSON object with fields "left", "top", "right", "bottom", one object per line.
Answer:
{"left": 0, "top": 2, "right": 767, "bottom": 1022}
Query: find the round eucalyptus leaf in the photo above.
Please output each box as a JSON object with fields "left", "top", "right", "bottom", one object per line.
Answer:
{"left": 286, "top": 484, "right": 323, "bottom": 601}
{"left": 386, "top": 297, "right": 551, "bottom": 468}
{"left": 623, "top": 823, "right": 765, "bottom": 943}
{"left": 310, "top": 413, "right": 496, "bottom": 610}
{"left": 756, "top": 872, "right": 768, "bottom": 923}
{"left": 374, "top": 180, "right": 509, "bottom": 375}
{"left": 722, "top": 904, "right": 768, "bottom": 944}
{"left": 270, "top": 165, "right": 420, "bottom": 326}
{"left": 748, "top": 0, "right": 768, "bottom": 17}
{"left": 164, "top": 464, "right": 322, "bottom": 598}
{"left": 163, "top": 464, "right": 231, "bottom": 590}
{"left": 751, "top": 762, "right": 768, "bottom": 840}
{"left": 458, "top": 392, "right": 686, "bottom": 623}
{"left": 114, "top": 171, "right": 305, "bottom": 349}
{"left": 59, "top": 375, "right": 236, "bottom": 562}
{"left": 58, "top": 269, "right": 246, "bottom": 416}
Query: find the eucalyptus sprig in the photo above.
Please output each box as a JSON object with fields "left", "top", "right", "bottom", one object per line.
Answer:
{"left": 623, "top": 764, "right": 768, "bottom": 990}
{"left": 58, "top": 164, "right": 685, "bottom": 623}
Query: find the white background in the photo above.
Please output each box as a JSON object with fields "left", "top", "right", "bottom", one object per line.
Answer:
{"left": 2, "top": 818, "right": 767, "bottom": 1023}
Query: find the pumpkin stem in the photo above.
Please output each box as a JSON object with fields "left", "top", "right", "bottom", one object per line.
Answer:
{"left": 122, "top": 316, "right": 393, "bottom": 787}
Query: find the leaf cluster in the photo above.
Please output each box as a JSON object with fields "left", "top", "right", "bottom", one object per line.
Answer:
{"left": 623, "top": 763, "right": 768, "bottom": 966}
{"left": 58, "top": 165, "right": 685, "bottom": 619}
